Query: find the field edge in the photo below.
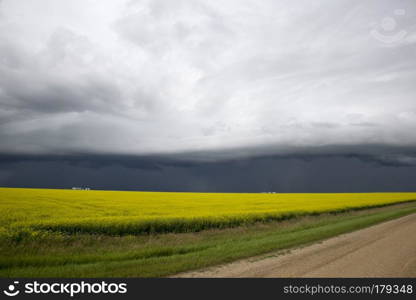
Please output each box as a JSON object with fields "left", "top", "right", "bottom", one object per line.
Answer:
{"left": 171, "top": 203, "right": 416, "bottom": 278}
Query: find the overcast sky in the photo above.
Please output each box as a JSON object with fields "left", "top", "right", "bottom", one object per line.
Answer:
{"left": 0, "top": 0, "right": 416, "bottom": 191}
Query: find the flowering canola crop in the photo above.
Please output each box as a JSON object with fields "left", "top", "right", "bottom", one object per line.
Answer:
{"left": 1, "top": 188, "right": 415, "bottom": 235}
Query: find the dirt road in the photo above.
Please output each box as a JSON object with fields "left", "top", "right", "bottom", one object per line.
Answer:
{"left": 175, "top": 213, "right": 416, "bottom": 277}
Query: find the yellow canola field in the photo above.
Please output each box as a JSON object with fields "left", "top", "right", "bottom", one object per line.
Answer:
{"left": 1, "top": 188, "right": 415, "bottom": 235}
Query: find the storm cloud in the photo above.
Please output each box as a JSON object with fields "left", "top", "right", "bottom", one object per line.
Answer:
{"left": 0, "top": 0, "right": 416, "bottom": 191}
{"left": 1, "top": 153, "right": 416, "bottom": 192}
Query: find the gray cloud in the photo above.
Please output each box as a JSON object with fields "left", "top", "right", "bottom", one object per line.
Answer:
{"left": 0, "top": 0, "right": 415, "bottom": 162}
{"left": 1, "top": 153, "right": 416, "bottom": 192}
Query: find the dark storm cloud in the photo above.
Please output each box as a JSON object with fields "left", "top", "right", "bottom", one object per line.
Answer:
{"left": 0, "top": 153, "right": 199, "bottom": 171}
{"left": 0, "top": 0, "right": 416, "bottom": 194}
{"left": 347, "top": 154, "right": 416, "bottom": 167}
{"left": 1, "top": 153, "right": 416, "bottom": 192}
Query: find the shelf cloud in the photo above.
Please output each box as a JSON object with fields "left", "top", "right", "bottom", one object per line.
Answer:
{"left": 0, "top": 0, "right": 416, "bottom": 168}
